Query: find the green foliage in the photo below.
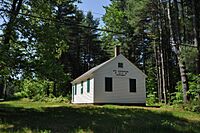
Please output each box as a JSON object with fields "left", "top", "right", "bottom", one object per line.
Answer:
{"left": 187, "top": 74, "right": 200, "bottom": 100}
{"left": 32, "top": 95, "right": 70, "bottom": 103}
{"left": 171, "top": 73, "right": 200, "bottom": 112}
{"left": 183, "top": 100, "right": 200, "bottom": 113}
{"left": 0, "top": 0, "right": 199, "bottom": 105}
{"left": 146, "top": 93, "right": 158, "bottom": 105}
{"left": 172, "top": 73, "right": 200, "bottom": 103}
{"left": 146, "top": 68, "right": 158, "bottom": 105}
{"left": 126, "top": 0, "right": 150, "bottom": 30}
{"left": 103, "top": 1, "right": 126, "bottom": 32}
{"left": 80, "top": 11, "right": 107, "bottom": 69}
{"left": 14, "top": 79, "right": 48, "bottom": 99}
{"left": 180, "top": 46, "right": 198, "bottom": 73}
{"left": 146, "top": 59, "right": 158, "bottom": 105}
{"left": 161, "top": 120, "right": 176, "bottom": 128}
{"left": 13, "top": 79, "right": 71, "bottom": 103}
{"left": 102, "top": 0, "right": 142, "bottom": 65}
{"left": 171, "top": 81, "right": 183, "bottom": 104}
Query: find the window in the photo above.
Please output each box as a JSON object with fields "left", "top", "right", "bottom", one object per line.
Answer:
{"left": 105, "top": 77, "right": 112, "bottom": 92}
{"left": 75, "top": 84, "right": 77, "bottom": 95}
{"left": 118, "top": 63, "right": 123, "bottom": 68}
{"left": 129, "top": 79, "right": 136, "bottom": 92}
{"left": 72, "top": 86, "right": 74, "bottom": 95}
{"left": 87, "top": 79, "right": 90, "bottom": 93}
{"left": 81, "top": 81, "right": 83, "bottom": 94}
{"left": 72, "top": 86, "right": 74, "bottom": 102}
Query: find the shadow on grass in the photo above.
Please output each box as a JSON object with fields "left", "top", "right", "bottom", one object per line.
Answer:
{"left": 0, "top": 104, "right": 200, "bottom": 133}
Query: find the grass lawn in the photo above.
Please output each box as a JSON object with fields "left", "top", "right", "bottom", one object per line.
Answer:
{"left": 0, "top": 99, "right": 200, "bottom": 133}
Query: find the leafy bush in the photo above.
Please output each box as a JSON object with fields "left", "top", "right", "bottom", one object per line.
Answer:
{"left": 187, "top": 74, "right": 200, "bottom": 101}
{"left": 171, "top": 73, "right": 200, "bottom": 113}
{"left": 32, "top": 95, "right": 70, "bottom": 103}
{"left": 180, "top": 47, "right": 198, "bottom": 73}
{"left": 182, "top": 100, "right": 200, "bottom": 113}
{"left": 146, "top": 67, "right": 158, "bottom": 105}
{"left": 170, "top": 81, "right": 183, "bottom": 104}
{"left": 172, "top": 73, "right": 200, "bottom": 104}
{"left": 146, "top": 92, "right": 158, "bottom": 105}
{"left": 13, "top": 79, "right": 71, "bottom": 103}
{"left": 14, "top": 79, "right": 48, "bottom": 99}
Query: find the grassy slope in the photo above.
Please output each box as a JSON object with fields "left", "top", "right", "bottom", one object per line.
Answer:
{"left": 0, "top": 100, "right": 200, "bottom": 133}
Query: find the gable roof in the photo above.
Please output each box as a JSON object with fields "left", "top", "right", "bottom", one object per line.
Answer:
{"left": 71, "top": 57, "right": 115, "bottom": 84}
{"left": 71, "top": 54, "right": 147, "bottom": 84}
{"left": 120, "top": 55, "right": 147, "bottom": 78}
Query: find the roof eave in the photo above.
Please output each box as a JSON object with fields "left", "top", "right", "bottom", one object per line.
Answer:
{"left": 71, "top": 73, "right": 95, "bottom": 84}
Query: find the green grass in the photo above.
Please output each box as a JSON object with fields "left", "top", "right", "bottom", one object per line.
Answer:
{"left": 0, "top": 99, "right": 200, "bottom": 133}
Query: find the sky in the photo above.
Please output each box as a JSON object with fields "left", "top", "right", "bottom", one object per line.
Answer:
{"left": 77, "top": 0, "right": 111, "bottom": 26}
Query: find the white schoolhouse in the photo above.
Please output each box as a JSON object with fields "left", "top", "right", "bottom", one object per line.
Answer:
{"left": 71, "top": 46, "right": 147, "bottom": 105}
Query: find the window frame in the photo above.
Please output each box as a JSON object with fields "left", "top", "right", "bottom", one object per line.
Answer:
{"left": 72, "top": 86, "right": 74, "bottom": 95}
{"left": 75, "top": 84, "right": 77, "bottom": 95}
{"left": 87, "top": 79, "right": 90, "bottom": 93}
{"left": 105, "top": 77, "right": 113, "bottom": 92}
{"left": 129, "top": 78, "right": 136, "bottom": 92}
{"left": 72, "top": 85, "right": 74, "bottom": 102}
{"left": 118, "top": 62, "right": 123, "bottom": 68}
{"left": 81, "top": 81, "right": 83, "bottom": 94}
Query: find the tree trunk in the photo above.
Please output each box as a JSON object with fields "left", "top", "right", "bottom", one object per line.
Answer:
{"left": 158, "top": 45, "right": 163, "bottom": 102}
{"left": 154, "top": 42, "right": 162, "bottom": 102}
{"left": 160, "top": 47, "right": 167, "bottom": 103}
{"left": 167, "top": 0, "right": 189, "bottom": 103}
{"left": 3, "top": 0, "right": 23, "bottom": 46}
{"left": 198, "top": 44, "right": 200, "bottom": 75}
{"left": 158, "top": 0, "right": 169, "bottom": 103}
{"left": 1, "top": 0, "right": 23, "bottom": 99}
{"left": 3, "top": 76, "right": 7, "bottom": 100}
{"left": 154, "top": 2, "right": 163, "bottom": 102}
{"left": 158, "top": 15, "right": 167, "bottom": 103}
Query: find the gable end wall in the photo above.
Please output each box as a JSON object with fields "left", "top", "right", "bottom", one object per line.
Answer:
{"left": 94, "top": 55, "right": 146, "bottom": 104}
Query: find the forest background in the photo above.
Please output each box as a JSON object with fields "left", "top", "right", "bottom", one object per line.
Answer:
{"left": 0, "top": 0, "right": 200, "bottom": 112}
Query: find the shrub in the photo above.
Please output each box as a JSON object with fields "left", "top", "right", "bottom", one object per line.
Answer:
{"left": 172, "top": 73, "right": 200, "bottom": 113}
{"left": 14, "top": 79, "right": 71, "bottom": 103}
{"left": 32, "top": 95, "right": 70, "bottom": 103}
{"left": 182, "top": 100, "right": 200, "bottom": 113}
{"left": 14, "top": 79, "right": 48, "bottom": 99}
{"left": 170, "top": 81, "right": 183, "bottom": 104}
{"left": 172, "top": 73, "right": 200, "bottom": 104}
{"left": 146, "top": 92, "right": 158, "bottom": 105}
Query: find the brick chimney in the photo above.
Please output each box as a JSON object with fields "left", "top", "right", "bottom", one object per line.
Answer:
{"left": 115, "top": 45, "right": 120, "bottom": 57}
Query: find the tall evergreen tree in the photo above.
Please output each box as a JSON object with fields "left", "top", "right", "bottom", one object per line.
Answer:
{"left": 102, "top": 0, "right": 141, "bottom": 66}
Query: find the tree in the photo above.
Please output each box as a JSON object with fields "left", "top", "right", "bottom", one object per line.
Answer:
{"left": 0, "top": 0, "right": 83, "bottom": 97}
{"left": 28, "top": 0, "right": 80, "bottom": 96}
{"left": 0, "top": 0, "right": 24, "bottom": 99}
{"left": 81, "top": 11, "right": 106, "bottom": 71}
{"left": 102, "top": 0, "right": 143, "bottom": 67}
{"left": 191, "top": 0, "right": 200, "bottom": 74}
{"left": 167, "top": 0, "right": 189, "bottom": 103}
{"left": 126, "top": 0, "right": 192, "bottom": 103}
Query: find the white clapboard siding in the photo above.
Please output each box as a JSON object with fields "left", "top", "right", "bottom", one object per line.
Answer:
{"left": 71, "top": 54, "right": 146, "bottom": 104}
{"left": 72, "top": 78, "right": 94, "bottom": 103}
{"left": 94, "top": 55, "right": 146, "bottom": 103}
